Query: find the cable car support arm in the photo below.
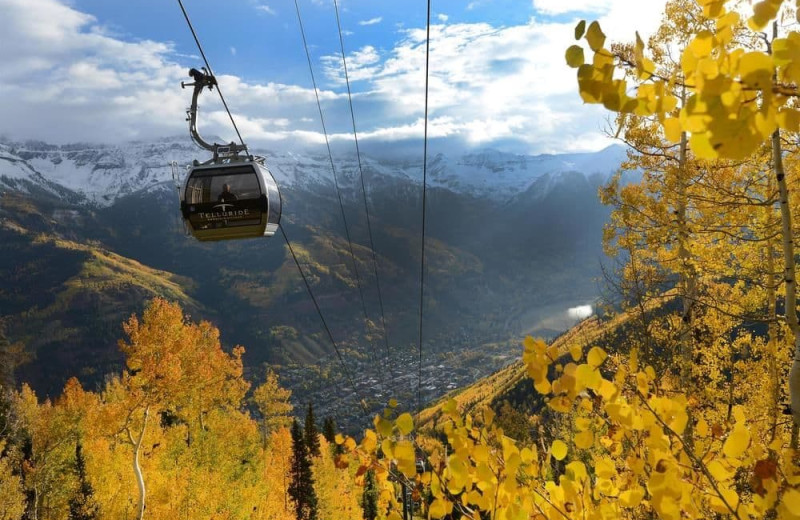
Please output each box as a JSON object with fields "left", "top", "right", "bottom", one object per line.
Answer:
{"left": 182, "top": 68, "right": 248, "bottom": 162}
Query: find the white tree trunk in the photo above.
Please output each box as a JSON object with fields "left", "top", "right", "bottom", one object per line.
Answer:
{"left": 772, "top": 130, "right": 800, "bottom": 426}
{"left": 128, "top": 405, "right": 150, "bottom": 520}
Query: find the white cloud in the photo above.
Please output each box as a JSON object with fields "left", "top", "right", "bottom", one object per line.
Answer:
{"left": 437, "top": 14, "right": 449, "bottom": 22}
{"left": 0, "top": 0, "right": 668, "bottom": 155}
{"left": 567, "top": 305, "right": 593, "bottom": 320}
{"left": 230, "top": 47, "right": 237, "bottom": 56}
{"left": 0, "top": 0, "right": 337, "bottom": 147}
{"left": 532, "top": 0, "right": 665, "bottom": 40}
{"left": 359, "top": 17, "right": 382, "bottom": 26}
{"left": 254, "top": 4, "right": 276, "bottom": 15}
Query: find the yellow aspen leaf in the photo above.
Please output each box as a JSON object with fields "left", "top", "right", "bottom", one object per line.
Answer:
{"left": 688, "top": 31, "right": 714, "bottom": 58}
{"left": 783, "top": 488, "right": 800, "bottom": 516}
{"left": 473, "top": 445, "right": 489, "bottom": 464}
{"left": 576, "top": 363, "right": 602, "bottom": 390}
{"left": 595, "top": 457, "right": 615, "bottom": 479}
{"left": 629, "top": 348, "right": 639, "bottom": 373}
{"left": 722, "top": 424, "right": 750, "bottom": 459}
{"left": 697, "top": 57, "right": 719, "bottom": 80}
{"left": 429, "top": 499, "right": 449, "bottom": 519}
{"left": 737, "top": 52, "right": 773, "bottom": 89}
{"left": 709, "top": 486, "right": 740, "bottom": 515}
{"left": 690, "top": 133, "right": 719, "bottom": 159}
{"left": 707, "top": 460, "right": 734, "bottom": 481}
{"left": 696, "top": 0, "right": 726, "bottom": 18}
{"left": 388, "top": 398, "right": 398, "bottom": 408}
{"left": 587, "top": 346, "right": 607, "bottom": 368}
{"left": 534, "top": 377, "right": 551, "bottom": 395}
{"left": 585, "top": 21, "right": 605, "bottom": 52}
{"left": 335, "top": 433, "right": 345, "bottom": 445}
{"left": 395, "top": 440, "right": 416, "bottom": 477}
{"left": 663, "top": 118, "right": 681, "bottom": 143}
{"left": 396, "top": 412, "right": 413, "bottom": 435}
{"left": 566, "top": 461, "right": 587, "bottom": 482}
{"left": 689, "top": 132, "right": 719, "bottom": 159}
{"left": 375, "top": 416, "right": 393, "bottom": 437}
{"left": 598, "top": 379, "right": 617, "bottom": 401}
{"left": 565, "top": 45, "right": 584, "bottom": 68}
{"left": 574, "top": 20, "right": 586, "bottom": 40}
{"left": 696, "top": 418, "right": 709, "bottom": 437}
{"left": 620, "top": 487, "right": 644, "bottom": 507}
{"left": 574, "top": 429, "right": 594, "bottom": 450}
{"left": 778, "top": 109, "right": 800, "bottom": 132}
{"left": 447, "top": 455, "right": 469, "bottom": 493}
{"left": 520, "top": 447, "right": 535, "bottom": 464}
{"left": 749, "top": 0, "right": 780, "bottom": 30}
{"left": 551, "top": 439, "right": 568, "bottom": 461}
{"left": 362, "top": 429, "right": 377, "bottom": 452}
{"left": 578, "top": 67, "right": 603, "bottom": 103}
{"left": 548, "top": 395, "right": 572, "bottom": 412}
{"left": 569, "top": 344, "right": 582, "bottom": 362}
{"left": 345, "top": 436, "right": 357, "bottom": 451}
{"left": 387, "top": 513, "right": 402, "bottom": 520}
{"left": 381, "top": 438, "right": 394, "bottom": 459}
{"left": 476, "top": 462, "right": 495, "bottom": 488}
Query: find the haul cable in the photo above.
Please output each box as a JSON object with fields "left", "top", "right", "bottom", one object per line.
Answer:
{"left": 293, "top": 0, "right": 382, "bottom": 374}
{"left": 332, "top": 0, "right": 397, "bottom": 394}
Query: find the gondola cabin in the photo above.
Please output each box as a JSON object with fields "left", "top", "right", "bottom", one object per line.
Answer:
{"left": 179, "top": 160, "right": 281, "bottom": 242}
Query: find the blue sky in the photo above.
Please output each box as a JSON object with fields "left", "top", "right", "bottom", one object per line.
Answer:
{"left": 0, "top": 0, "right": 668, "bottom": 156}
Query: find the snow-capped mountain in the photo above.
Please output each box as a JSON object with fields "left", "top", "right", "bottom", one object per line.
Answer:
{"left": 0, "top": 138, "right": 626, "bottom": 206}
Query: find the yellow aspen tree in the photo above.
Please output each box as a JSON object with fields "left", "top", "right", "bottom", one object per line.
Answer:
{"left": 116, "top": 298, "right": 249, "bottom": 520}
{"left": 13, "top": 384, "right": 78, "bottom": 520}
{"left": 252, "top": 368, "right": 293, "bottom": 448}
{"left": 313, "top": 436, "right": 361, "bottom": 520}
{"left": 0, "top": 440, "right": 24, "bottom": 520}
{"left": 258, "top": 427, "right": 295, "bottom": 520}
{"left": 568, "top": 0, "right": 800, "bottom": 425}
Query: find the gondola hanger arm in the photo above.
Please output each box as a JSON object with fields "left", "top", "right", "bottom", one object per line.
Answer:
{"left": 182, "top": 68, "right": 247, "bottom": 161}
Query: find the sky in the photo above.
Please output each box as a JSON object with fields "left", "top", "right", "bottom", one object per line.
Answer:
{"left": 0, "top": 0, "right": 669, "bottom": 156}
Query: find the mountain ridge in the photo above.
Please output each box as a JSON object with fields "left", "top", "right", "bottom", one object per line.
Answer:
{"left": 0, "top": 138, "right": 626, "bottom": 207}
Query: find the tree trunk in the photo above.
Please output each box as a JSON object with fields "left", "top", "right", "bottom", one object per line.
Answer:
{"left": 767, "top": 231, "right": 780, "bottom": 442}
{"left": 772, "top": 129, "right": 800, "bottom": 427}
{"left": 128, "top": 405, "right": 149, "bottom": 520}
{"left": 676, "top": 110, "right": 697, "bottom": 391}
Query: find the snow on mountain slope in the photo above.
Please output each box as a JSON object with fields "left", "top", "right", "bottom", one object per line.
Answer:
{"left": 0, "top": 139, "right": 626, "bottom": 206}
{"left": 0, "top": 143, "right": 81, "bottom": 200}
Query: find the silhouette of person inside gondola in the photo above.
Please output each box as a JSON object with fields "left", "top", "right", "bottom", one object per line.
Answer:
{"left": 218, "top": 183, "right": 237, "bottom": 203}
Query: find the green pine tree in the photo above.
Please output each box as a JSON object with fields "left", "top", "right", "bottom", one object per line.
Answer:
{"left": 68, "top": 442, "right": 98, "bottom": 520}
{"left": 361, "top": 469, "right": 378, "bottom": 520}
{"left": 289, "top": 419, "right": 317, "bottom": 520}
{"left": 304, "top": 403, "right": 320, "bottom": 458}
{"left": 322, "top": 416, "right": 336, "bottom": 444}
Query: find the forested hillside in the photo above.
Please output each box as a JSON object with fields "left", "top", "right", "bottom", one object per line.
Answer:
{"left": 0, "top": 141, "right": 618, "bottom": 419}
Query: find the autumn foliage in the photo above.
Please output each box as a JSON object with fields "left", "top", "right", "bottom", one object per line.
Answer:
{"left": 11, "top": 1, "right": 800, "bottom": 519}
{"left": 0, "top": 299, "right": 361, "bottom": 520}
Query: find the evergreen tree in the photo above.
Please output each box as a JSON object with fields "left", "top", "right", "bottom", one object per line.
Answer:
{"left": 361, "top": 469, "right": 378, "bottom": 520}
{"left": 304, "top": 403, "right": 320, "bottom": 457}
{"left": 289, "top": 419, "right": 317, "bottom": 520}
{"left": 322, "top": 416, "right": 336, "bottom": 444}
{"left": 68, "top": 442, "right": 98, "bottom": 520}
